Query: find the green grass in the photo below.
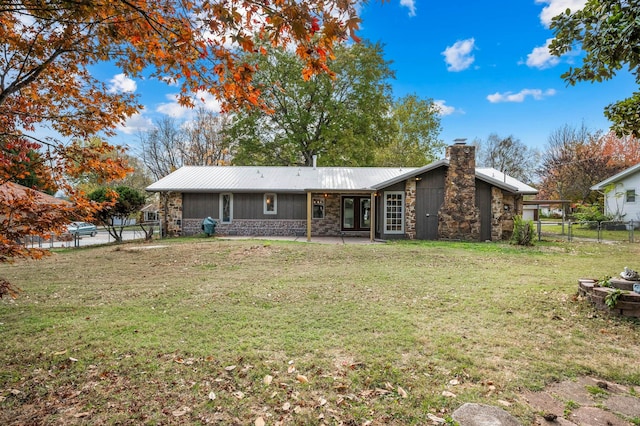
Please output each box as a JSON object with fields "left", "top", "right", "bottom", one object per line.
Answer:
{"left": 1, "top": 238, "right": 639, "bottom": 425}
{"left": 538, "top": 222, "right": 637, "bottom": 242}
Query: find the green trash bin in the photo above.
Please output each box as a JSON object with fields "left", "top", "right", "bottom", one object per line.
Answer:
{"left": 202, "top": 217, "right": 217, "bottom": 236}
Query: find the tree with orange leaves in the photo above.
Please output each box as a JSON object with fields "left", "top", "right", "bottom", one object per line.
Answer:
{"left": 0, "top": 0, "right": 359, "bottom": 296}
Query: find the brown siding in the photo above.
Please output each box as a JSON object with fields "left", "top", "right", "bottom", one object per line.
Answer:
{"left": 416, "top": 168, "right": 446, "bottom": 240}
{"left": 183, "top": 193, "right": 218, "bottom": 219}
{"left": 233, "top": 193, "right": 305, "bottom": 219}
{"left": 475, "top": 180, "right": 492, "bottom": 241}
{"left": 184, "top": 192, "right": 305, "bottom": 220}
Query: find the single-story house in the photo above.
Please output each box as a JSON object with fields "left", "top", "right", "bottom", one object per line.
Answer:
{"left": 146, "top": 142, "right": 538, "bottom": 241}
{"left": 591, "top": 162, "right": 640, "bottom": 222}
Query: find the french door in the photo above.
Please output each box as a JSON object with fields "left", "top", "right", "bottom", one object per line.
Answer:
{"left": 342, "top": 196, "right": 371, "bottom": 231}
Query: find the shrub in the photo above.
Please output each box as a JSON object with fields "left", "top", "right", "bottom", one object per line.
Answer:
{"left": 511, "top": 215, "right": 535, "bottom": 246}
{"left": 572, "top": 204, "right": 612, "bottom": 228}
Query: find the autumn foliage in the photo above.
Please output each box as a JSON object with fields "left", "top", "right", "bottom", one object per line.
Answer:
{"left": 537, "top": 129, "right": 640, "bottom": 203}
{"left": 0, "top": 0, "right": 359, "bottom": 296}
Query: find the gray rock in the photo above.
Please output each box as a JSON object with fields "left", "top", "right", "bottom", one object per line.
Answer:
{"left": 452, "top": 403, "right": 522, "bottom": 426}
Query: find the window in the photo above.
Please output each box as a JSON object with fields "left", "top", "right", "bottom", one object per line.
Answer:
{"left": 312, "top": 197, "right": 325, "bottom": 219}
{"left": 220, "top": 193, "right": 233, "bottom": 223}
{"left": 627, "top": 189, "right": 636, "bottom": 203}
{"left": 341, "top": 196, "right": 371, "bottom": 231}
{"left": 264, "top": 193, "right": 277, "bottom": 214}
{"left": 145, "top": 211, "right": 158, "bottom": 222}
{"left": 384, "top": 191, "right": 404, "bottom": 234}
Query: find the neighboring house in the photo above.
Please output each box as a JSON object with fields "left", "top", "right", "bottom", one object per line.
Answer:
{"left": 141, "top": 204, "right": 159, "bottom": 223}
{"left": 591, "top": 163, "right": 640, "bottom": 222}
{"left": 146, "top": 142, "right": 538, "bottom": 241}
{"left": 0, "top": 181, "right": 69, "bottom": 241}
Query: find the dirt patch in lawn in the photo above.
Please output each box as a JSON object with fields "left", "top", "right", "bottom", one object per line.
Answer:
{"left": 520, "top": 376, "right": 640, "bottom": 425}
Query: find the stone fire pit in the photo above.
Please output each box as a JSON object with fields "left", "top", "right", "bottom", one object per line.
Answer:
{"left": 578, "top": 269, "right": 640, "bottom": 318}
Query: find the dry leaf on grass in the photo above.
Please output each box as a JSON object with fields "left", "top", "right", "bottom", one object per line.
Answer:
{"left": 255, "top": 417, "right": 265, "bottom": 426}
{"left": 296, "top": 374, "right": 308, "bottom": 383}
{"left": 233, "top": 391, "right": 245, "bottom": 399}
{"left": 208, "top": 391, "right": 216, "bottom": 401}
{"left": 263, "top": 374, "right": 273, "bottom": 385}
{"left": 397, "top": 386, "right": 408, "bottom": 398}
{"left": 442, "top": 390, "right": 457, "bottom": 398}
{"left": 225, "top": 365, "right": 237, "bottom": 371}
{"left": 282, "top": 402, "right": 291, "bottom": 411}
{"left": 172, "top": 406, "right": 191, "bottom": 417}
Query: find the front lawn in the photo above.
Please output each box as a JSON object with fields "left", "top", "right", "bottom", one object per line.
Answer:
{"left": 1, "top": 239, "right": 639, "bottom": 424}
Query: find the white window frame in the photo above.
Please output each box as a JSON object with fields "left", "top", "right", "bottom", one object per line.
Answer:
{"left": 384, "top": 191, "right": 404, "bottom": 234}
{"left": 264, "top": 193, "right": 277, "bottom": 215}
{"left": 312, "top": 197, "right": 325, "bottom": 219}
{"left": 626, "top": 189, "right": 636, "bottom": 204}
{"left": 220, "top": 193, "right": 233, "bottom": 223}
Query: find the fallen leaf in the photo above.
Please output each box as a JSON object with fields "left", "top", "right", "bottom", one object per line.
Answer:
{"left": 53, "top": 350, "right": 67, "bottom": 356}
{"left": 427, "top": 413, "right": 446, "bottom": 423}
{"left": 498, "top": 399, "right": 511, "bottom": 407}
{"left": 319, "top": 398, "right": 327, "bottom": 406}
{"left": 287, "top": 365, "right": 296, "bottom": 373}
{"left": 263, "top": 374, "right": 273, "bottom": 385}
{"left": 255, "top": 417, "right": 265, "bottom": 426}
{"left": 296, "top": 374, "right": 308, "bottom": 383}
{"left": 174, "top": 357, "right": 184, "bottom": 364}
{"left": 172, "top": 406, "right": 191, "bottom": 417}
{"left": 233, "top": 391, "right": 244, "bottom": 399}
{"left": 397, "top": 386, "right": 408, "bottom": 398}
{"left": 282, "top": 402, "right": 291, "bottom": 411}
{"left": 208, "top": 391, "right": 216, "bottom": 401}
{"left": 69, "top": 357, "right": 78, "bottom": 362}
{"left": 225, "top": 365, "right": 237, "bottom": 371}
{"left": 449, "top": 379, "right": 459, "bottom": 385}
{"left": 442, "top": 390, "right": 457, "bottom": 398}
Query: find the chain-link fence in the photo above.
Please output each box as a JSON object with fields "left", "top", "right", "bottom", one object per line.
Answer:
{"left": 537, "top": 220, "right": 637, "bottom": 243}
{"left": 20, "top": 222, "right": 163, "bottom": 250}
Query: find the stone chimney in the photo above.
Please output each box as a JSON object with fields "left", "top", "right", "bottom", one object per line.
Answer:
{"left": 438, "top": 140, "right": 481, "bottom": 241}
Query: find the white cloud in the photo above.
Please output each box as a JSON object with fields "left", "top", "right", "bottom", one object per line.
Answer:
{"left": 400, "top": 0, "right": 416, "bottom": 17}
{"left": 442, "top": 38, "right": 476, "bottom": 72}
{"left": 535, "top": 0, "right": 586, "bottom": 27}
{"left": 433, "top": 100, "right": 457, "bottom": 116}
{"left": 157, "top": 91, "right": 222, "bottom": 119}
{"left": 117, "top": 112, "right": 154, "bottom": 135}
{"left": 108, "top": 73, "right": 137, "bottom": 93}
{"left": 486, "top": 88, "right": 557, "bottom": 103}
{"left": 525, "top": 38, "right": 560, "bottom": 69}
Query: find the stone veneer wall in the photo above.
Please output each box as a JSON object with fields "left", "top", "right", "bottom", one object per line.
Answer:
{"left": 311, "top": 194, "right": 342, "bottom": 237}
{"left": 405, "top": 180, "right": 417, "bottom": 239}
{"left": 160, "top": 192, "right": 183, "bottom": 236}
{"left": 438, "top": 144, "right": 481, "bottom": 241}
{"left": 502, "top": 193, "right": 519, "bottom": 240}
{"left": 490, "top": 187, "right": 504, "bottom": 241}
{"left": 180, "top": 218, "right": 306, "bottom": 237}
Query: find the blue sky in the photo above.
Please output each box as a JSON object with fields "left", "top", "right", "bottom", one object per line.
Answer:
{"left": 107, "top": 0, "right": 636, "bottom": 153}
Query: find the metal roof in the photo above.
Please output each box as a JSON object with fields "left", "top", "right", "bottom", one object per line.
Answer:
{"left": 146, "top": 164, "right": 538, "bottom": 195}
{"left": 146, "top": 166, "right": 417, "bottom": 193}
{"left": 475, "top": 167, "right": 539, "bottom": 195}
{"left": 591, "top": 162, "right": 640, "bottom": 190}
